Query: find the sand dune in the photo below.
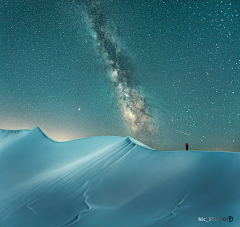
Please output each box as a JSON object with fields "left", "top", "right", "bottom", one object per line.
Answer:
{"left": 0, "top": 127, "right": 239, "bottom": 226}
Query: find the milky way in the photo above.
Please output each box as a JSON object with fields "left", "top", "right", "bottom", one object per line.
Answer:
{"left": 78, "top": 0, "right": 153, "bottom": 133}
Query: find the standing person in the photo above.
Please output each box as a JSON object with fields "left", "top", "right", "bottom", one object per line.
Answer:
{"left": 185, "top": 143, "right": 188, "bottom": 151}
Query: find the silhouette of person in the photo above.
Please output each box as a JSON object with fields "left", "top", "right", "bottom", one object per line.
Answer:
{"left": 185, "top": 143, "right": 188, "bottom": 151}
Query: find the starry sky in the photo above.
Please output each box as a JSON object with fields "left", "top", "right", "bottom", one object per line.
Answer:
{"left": 1, "top": 0, "right": 239, "bottom": 151}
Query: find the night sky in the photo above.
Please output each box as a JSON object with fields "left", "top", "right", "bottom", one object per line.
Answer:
{"left": 1, "top": 0, "right": 239, "bottom": 151}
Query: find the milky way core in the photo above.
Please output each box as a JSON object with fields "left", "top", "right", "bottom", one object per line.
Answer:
{"left": 79, "top": 0, "right": 153, "bottom": 133}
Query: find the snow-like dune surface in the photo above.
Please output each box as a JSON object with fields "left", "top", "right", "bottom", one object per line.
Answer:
{"left": 0, "top": 127, "right": 239, "bottom": 227}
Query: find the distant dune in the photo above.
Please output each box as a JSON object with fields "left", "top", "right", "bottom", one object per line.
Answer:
{"left": 0, "top": 127, "right": 239, "bottom": 226}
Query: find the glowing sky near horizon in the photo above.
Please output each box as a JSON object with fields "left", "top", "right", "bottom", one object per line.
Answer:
{"left": 1, "top": 0, "right": 239, "bottom": 151}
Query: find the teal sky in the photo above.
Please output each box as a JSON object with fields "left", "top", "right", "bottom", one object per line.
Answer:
{"left": 1, "top": 0, "right": 239, "bottom": 151}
